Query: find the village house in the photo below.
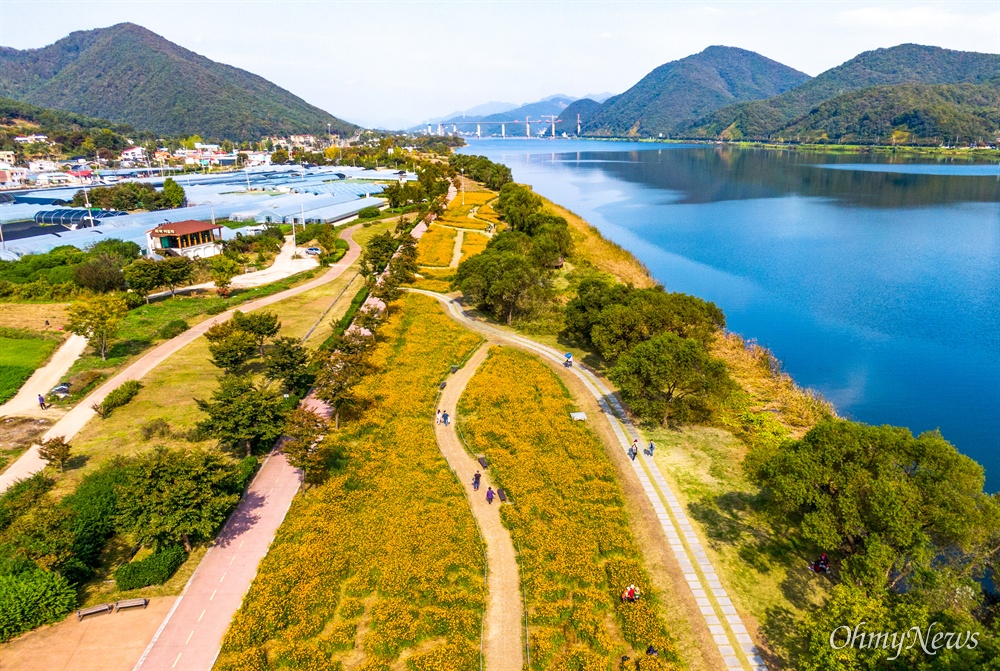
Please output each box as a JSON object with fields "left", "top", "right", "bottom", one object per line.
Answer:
{"left": 13, "top": 134, "right": 48, "bottom": 144}
{"left": 120, "top": 146, "right": 147, "bottom": 163}
{"left": 146, "top": 220, "right": 223, "bottom": 259}
{"left": 0, "top": 151, "right": 16, "bottom": 167}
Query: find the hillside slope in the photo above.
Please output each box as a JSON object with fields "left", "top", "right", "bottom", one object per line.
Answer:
{"left": 777, "top": 80, "right": 1000, "bottom": 144}
{"left": 683, "top": 44, "right": 1000, "bottom": 139}
{"left": 562, "top": 98, "right": 602, "bottom": 133}
{"left": 0, "top": 23, "right": 357, "bottom": 140}
{"left": 583, "top": 46, "right": 811, "bottom": 137}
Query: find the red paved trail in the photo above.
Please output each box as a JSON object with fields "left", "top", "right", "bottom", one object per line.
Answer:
{"left": 132, "top": 450, "right": 301, "bottom": 671}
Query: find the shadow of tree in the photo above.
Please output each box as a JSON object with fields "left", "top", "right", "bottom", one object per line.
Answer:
{"left": 64, "top": 454, "right": 89, "bottom": 471}
{"left": 213, "top": 490, "right": 265, "bottom": 548}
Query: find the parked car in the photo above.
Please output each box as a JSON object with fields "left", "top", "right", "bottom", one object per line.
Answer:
{"left": 50, "top": 382, "right": 71, "bottom": 398}
{"left": 305, "top": 247, "right": 322, "bottom": 255}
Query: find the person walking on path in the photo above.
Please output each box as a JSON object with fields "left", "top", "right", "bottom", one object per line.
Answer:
{"left": 647, "top": 441, "right": 655, "bottom": 457}
{"left": 631, "top": 438, "right": 639, "bottom": 454}
{"left": 486, "top": 487, "right": 495, "bottom": 504}
{"left": 436, "top": 409, "right": 442, "bottom": 424}
{"left": 442, "top": 411, "right": 450, "bottom": 426}
{"left": 628, "top": 445, "right": 637, "bottom": 461}
{"left": 473, "top": 471, "right": 481, "bottom": 491}
{"left": 37, "top": 394, "right": 46, "bottom": 410}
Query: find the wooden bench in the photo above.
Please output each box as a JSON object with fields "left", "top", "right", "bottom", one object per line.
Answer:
{"left": 439, "top": 381, "right": 447, "bottom": 390}
{"left": 115, "top": 598, "right": 149, "bottom": 612}
{"left": 77, "top": 603, "right": 113, "bottom": 621}
{"left": 497, "top": 488, "right": 508, "bottom": 503}
{"left": 477, "top": 456, "right": 488, "bottom": 469}
{"left": 451, "top": 365, "right": 459, "bottom": 374}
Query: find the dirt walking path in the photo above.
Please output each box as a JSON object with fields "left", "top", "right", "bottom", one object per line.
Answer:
{"left": 0, "top": 225, "right": 363, "bottom": 495}
{"left": 0, "top": 334, "right": 87, "bottom": 419}
{"left": 449, "top": 229, "right": 465, "bottom": 268}
{"left": 434, "top": 345, "right": 523, "bottom": 671}
{"left": 411, "top": 289, "right": 767, "bottom": 671}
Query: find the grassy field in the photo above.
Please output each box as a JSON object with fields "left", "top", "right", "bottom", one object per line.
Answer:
{"left": 459, "top": 347, "right": 681, "bottom": 669}
{"left": 216, "top": 294, "right": 486, "bottom": 670}
{"left": 0, "top": 303, "right": 69, "bottom": 331}
{"left": 0, "top": 331, "right": 62, "bottom": 404}
{"left": 416, "top": 223, "right": 458, "bottom": 267}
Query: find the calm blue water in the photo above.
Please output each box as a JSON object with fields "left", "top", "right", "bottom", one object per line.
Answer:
{"left": 459, "top": 139, "right": 1000, "bottom": 490}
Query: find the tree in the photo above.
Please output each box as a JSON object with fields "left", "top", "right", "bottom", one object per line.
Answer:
{"left": 208, "top": 331, "right": 257, "bottom": 372}
{"left": 752, "top": 420, "right": 1000, "bottom": 593}
{"left": 72, "top": 253, "right": 126, "bottom": 293}
{"left": 313, "top": 350, "right": 368, "bottom": 429}
{"left": 495, "top": 182, "right": 543, "bottom": 231}
{"left": 232, "top": 310, "right": 281, "bottom": 357}
{"left": 359, "top": 232, "right": 398, "bottom": 278}
{"left": 281, "top": 408, "right": 330, "bottom": 488}
{"left": 455, "top": 250, "right": 548, "bottom": 324}
{"left": 196, "top": 374, "right": 286, "bottom": 456}
{"left": 209, "top": 256, "right": 241, "bottom": 297}
{"left": 265, "top": 337, "right": 311, "bottom": 392}
{"left": 158, "top": 257, "right": 194, "bottom": 296}
{"left": 114, "top": 448, "right": 241, "bottom": 552}
{"left": 67, "top": 293, "right": 127, "bottom": 360}
{"left": 609, "top": 333, "right": 732, "bottom": 426}
{"left": 271, "top": 148, "right": 289, "bottom": 164}
{"left": 367, "top": 275, "right": 401, "bottom": 314}
{"left": 123, "top": 258, "right": 163, "bottom": 303}
{"left": 161, "top": 178, "right": 185, "bottom": 208}
{"left": 38, "top": 436, "right": 71, "bottom": 471}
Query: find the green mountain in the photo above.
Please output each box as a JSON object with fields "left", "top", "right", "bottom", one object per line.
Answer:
{"left": 683, "top": 44, "right": 1000, "bottom": 139}
{"left": 0, "top": 97, "right": 136, "bottom": 155}
{"left": 0, "top": 23, "right": 357, "bottom": 141}
{"left": 561, "top": 98, "right": 601, "bottom": 133}
{"left": 777, "top": 80, "right": 1000, "bottom": 144}
{"left": 582, "top": 46, "right": 811, "bottom": 137}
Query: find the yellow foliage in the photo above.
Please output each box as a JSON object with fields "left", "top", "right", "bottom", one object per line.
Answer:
{"left": 459, "top": 231, "right": 489, "bottom": 263}
{"left": 215, "top": 294, "right": 485, "bottom": 670}
{"left": 458, "top": 348, "right": 680, "bottom": 666}
{"left": 416, "top": 224, "right": 457, "bottom": 267}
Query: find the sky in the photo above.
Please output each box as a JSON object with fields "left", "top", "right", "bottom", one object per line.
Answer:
{"left": 1, "top": 0, "right": 998, "bottom": 129}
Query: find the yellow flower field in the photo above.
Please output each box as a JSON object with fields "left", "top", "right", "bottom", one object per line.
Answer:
{"left": 436, "top": 191, "right": 495, "bottom": 231}
{"left": 458, "top": 348, "right": 680, "bottom": 669}
{"left": 459, "top": 232, "right": 489, "bottom": 263}
{"left": 473, "top": 201, "right": 502, "bottom": 226}
{"left": 215, "top": 294, "right": 485, "bottom": 671}
{"left": 416, "top": 223, "right": 458, "bottom": 267}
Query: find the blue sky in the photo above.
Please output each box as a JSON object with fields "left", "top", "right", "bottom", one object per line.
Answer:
{"left": 1, "top": 0, "right": 997, "bottom": 129}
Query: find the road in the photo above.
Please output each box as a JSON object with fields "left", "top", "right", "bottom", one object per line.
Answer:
{"left": 0, "top": 225, "right": 362, "bottom": 494}
{"left": 0, "top": 334, "right": 88, "bottom": 419}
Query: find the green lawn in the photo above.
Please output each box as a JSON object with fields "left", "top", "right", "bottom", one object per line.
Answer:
{"left": 0, "top": 335, "right": 60, "bottom": 404}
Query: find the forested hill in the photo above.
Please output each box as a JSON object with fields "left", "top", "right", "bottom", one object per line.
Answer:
{"left": 0, "top": 23, "right": 357, "bottom": 141}
{"left": 582, "top": 46, "right": 811, "bottom": 137}
{"left": 561, "top": 98, "right": 602, "bottom": 130}
{"left": 682, "top": 44, "right": 1000, "bottom": 140}
{"left": 776, "top": 80, "right": 1000, "bottom": 145}
{"left": 0, "top": 97, "right": 136, "bottom": 155}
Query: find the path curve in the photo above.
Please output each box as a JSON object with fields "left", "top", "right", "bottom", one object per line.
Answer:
{"left": 0, "top": 225, "right": 364, "bottom": 494}
{"left": 0, "top": 334, "right": 88, "bottom": 419}
{"left": 435, "top": 344, "right": 523, "bottom": 671}
{"left": 411, "top": 289, "right": 767, "bottom": 671}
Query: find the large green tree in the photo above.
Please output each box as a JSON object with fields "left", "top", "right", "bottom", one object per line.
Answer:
{"left": 113, "top": 448, "right": 242, "bottom": 552}
{"left": 232, "top": 310, "right": 281, "bottom": 357}
{"left": 454, "top": 250, "right": 548, "bottom": 325}
{"left": 123, "top": 258, "right": 163, "bottom": 303}
{"left": 158, "top": 256, "right": 194, "bottom": 296}
{"left": 609, "top": 332, "right": 732, "bottom": 425}
{"left": 265, "top": 337, "right": 311, "bottom": 392}
{"left": 196, "top": 375, "right": 286, "bottom": 456}
{"left": 281, "top": 408, "right": 330, "bottom": 489}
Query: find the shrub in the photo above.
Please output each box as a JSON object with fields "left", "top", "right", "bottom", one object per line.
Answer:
{"left": 62, "top": 462, "right": 128, "bottom": 582}
{"left": 358, "top": 205, "right": 381, "bottom": 219}
{"left": 157, "top": 319, "right": 189, "bottom": 340}
{"left": 139, "top": 418, "right": 172, "bottom": 440}
{"left": 93, "top": 380, "right": 142, "bottom": 418}
{"left": 114, "top": 545, "right": 186, "bottom": 591}
{"left": 0, "top": 567, "right": 76, "bottom": 642}
{"left": 231, "top": 455, "right": 259, "bottom": 494}
{"left": 123, "top": 291, "right": 146, "bottom": 310}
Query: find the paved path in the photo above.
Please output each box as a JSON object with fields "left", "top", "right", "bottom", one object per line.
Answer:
{"left": 449, "top": 229, "right": 465, "bottom": 268}
{"left": 132, "top": 449, "right": 302, "bottom": 671}
{"left": 435, "top": 345, "right": 523, "bottom": 671}
{"left": 0, "top": 334, "right": 87, "bottom": 419}
{"left": 0, "top": 598, "right": 176, "bottom": 671}
{"left": 0, "top": 225, "right": 363, "bottom": 494}
{"left": 411, "top": 289, "right": 767, "bottom": 671}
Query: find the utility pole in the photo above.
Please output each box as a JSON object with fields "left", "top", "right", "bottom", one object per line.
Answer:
{"left": 461, "top": 168, "right": 465, "bottom": 206}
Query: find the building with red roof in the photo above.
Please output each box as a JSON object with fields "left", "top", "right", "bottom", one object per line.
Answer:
{"left": 146, "top": 220, "right": 223, "bottom": 259}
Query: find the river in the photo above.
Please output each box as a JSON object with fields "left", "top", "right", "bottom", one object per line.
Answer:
{"left": 457, "top": 139, "right": 1000, "bottom": 490}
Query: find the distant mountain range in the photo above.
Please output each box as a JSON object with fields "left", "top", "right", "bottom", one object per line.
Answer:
{"left": 568, "top": 43, "right": 999, "bottom": 143}
{"left": 416, "top": 94, "right": 583, "bottom": 132}
{"left": 0, "top": 23, "right": 356, "bottom": 141}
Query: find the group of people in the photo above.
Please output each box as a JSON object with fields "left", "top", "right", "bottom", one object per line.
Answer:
{"left": 436, "top": 409, "right": 450, "bottom": 426}
{"left": 627, "top": 438, "right": 655, "bottom": 461}
{"left": 620, "top": 584, "right": 642, "bottom": 603}
{"left": 809, "top": 552, "right": 831, "bottom": 574}
{"left": 472, "top": 471, "right": 497, "bottom": 504}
